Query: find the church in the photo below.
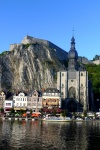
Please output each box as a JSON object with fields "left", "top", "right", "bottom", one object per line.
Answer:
{"left": 57, "top": 36, "right": 93, "bottom": 112}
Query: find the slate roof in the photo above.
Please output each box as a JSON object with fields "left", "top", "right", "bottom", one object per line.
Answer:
{"left": 44, "top": 88, "right": 60, "bottom": 93}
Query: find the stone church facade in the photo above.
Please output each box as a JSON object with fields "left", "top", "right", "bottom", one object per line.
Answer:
{"left": 57, "top": 36, "right": 89, "bottom": 112}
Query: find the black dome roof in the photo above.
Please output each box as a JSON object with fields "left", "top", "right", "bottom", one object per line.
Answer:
{"left": 68, "top": 36, "right": 78, "bottom": 59}
{"left": 68, "top": 49, "right": 78, "bottom": 59}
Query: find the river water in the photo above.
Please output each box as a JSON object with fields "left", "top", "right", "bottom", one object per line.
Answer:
{"left": 0, "top": 119, "right": 100, "bottom": 150}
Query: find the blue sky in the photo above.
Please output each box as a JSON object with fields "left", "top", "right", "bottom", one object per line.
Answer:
{"left": 0, "top": 0, "right": 100, "bottom": 60}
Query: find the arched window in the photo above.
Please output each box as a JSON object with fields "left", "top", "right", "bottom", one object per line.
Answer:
{"left": 68, "top": 87, "right": 76, "bottom": 98}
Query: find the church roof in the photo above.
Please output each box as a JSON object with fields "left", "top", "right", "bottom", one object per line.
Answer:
{"left": 44, "top": 88, "right": 60, "bottom": 93}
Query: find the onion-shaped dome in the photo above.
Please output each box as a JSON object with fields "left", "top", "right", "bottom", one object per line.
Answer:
{"left": 68, "top": 36, "right": 78, "bottom": 59}
{"left": 68, "top": 49, "right": 78, "bottom": 59}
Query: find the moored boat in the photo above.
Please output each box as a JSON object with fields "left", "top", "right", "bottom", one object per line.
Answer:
{"left": 42, "top": 116, "right": 72, "bottom": 122}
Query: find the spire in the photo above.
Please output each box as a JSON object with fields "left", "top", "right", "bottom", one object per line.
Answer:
{"left": 72, "top": 27, "right": 74, "bottom": 36}
{"left": 70, "top": 36, "right": 75, "bottom": 50}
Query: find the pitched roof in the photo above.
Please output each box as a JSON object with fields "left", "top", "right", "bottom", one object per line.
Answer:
{"left": 43, "top": 88, "right": 60, "bottom": 93}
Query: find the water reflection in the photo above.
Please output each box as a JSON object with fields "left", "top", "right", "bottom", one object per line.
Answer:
{"left": 0, "top": 120, "right": 100, "bottom": 150}
{"left": 42, "top": 121, "right": 89, "bottom": 150}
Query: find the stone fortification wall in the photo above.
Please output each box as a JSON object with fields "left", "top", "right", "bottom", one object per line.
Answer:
{"left": 10, "top": 35, "right": 49, "bottom": 51}
{"left": 9, "top": 35, "right": 68, "bottom": 60}
{"left": 21, "top": 35, "right": 48, "bottom": 45}
{"left": 48, "top": 41, "right": 68, "bottom": 60}
{"left": 21, "top": 35, "right": 67, "bottom": 60}
{"left": 78, "top": 56, "right": 92, "bottom": 64}
{"left": 92, "top": 58, "right": 100, "bottom": 65}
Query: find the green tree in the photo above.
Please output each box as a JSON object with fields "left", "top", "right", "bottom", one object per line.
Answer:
{"left": 52, "top": 109, "right": 57, "bottom": 116}
{"left": 0, "top": 108, "right": 4, "bottom": 113}
{"left": 85, "top": 64, "right": 100, "bottom": 95}
{"left": 10, "top": 108, "right": 15, "bottom": 114}
{"left": 61, "top": 109, "right": 68, "bottom": 117}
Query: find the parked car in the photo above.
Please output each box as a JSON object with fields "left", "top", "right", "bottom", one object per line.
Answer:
{"left": 76, "top": 117, "right": 83, "bottom": 121}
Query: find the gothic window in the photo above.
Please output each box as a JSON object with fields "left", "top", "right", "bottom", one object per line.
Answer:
{"left": 71, "top": 80, "right": 73, "bottom": 82}
{"left": 81, "top": 83, "right": 83, "bottom": 87}
{"left": 68, "top": 87, "right": 76, "bottom": 98}
{"left": 81, "top": 73, "right": 83, "bottom": 76}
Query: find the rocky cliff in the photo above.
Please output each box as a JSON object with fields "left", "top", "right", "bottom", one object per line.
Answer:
{"left": 0, "top": 42, "right": 67, "bottom": 92}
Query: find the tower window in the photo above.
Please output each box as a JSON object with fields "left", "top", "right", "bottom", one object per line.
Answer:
{"left": 62, "top": 84, "right": 64, "bottom": 87}
{"left": 81, "top": 84, "right": 83, "bottom": 87}
{"left": 71, "top": 80, "right": 73, "bottom": 82}
{"left": 62, "top": 73, "right": 64, "bottom": 76}
{"left": 81, "top": 73, "right": 83, "bottom": 76}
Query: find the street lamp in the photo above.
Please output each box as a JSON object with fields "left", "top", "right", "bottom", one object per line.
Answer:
{"left": 96, "top": 99, "right": 100, "bottom": 112}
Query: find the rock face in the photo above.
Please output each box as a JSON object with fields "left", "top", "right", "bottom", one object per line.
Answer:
{"left": 0, "top": 42, "right": 67, "bottom": 92}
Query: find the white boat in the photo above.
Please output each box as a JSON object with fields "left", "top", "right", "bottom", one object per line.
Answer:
{"left": 42, "top": 116, "right": 72, "bottom": 122}
{"left": 76, "top": 117, "right": 83, "bottom": 121}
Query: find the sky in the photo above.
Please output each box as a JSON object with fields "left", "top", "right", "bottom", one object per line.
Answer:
{"left": 0, "top": 0, "right": 100, "bottom": 60}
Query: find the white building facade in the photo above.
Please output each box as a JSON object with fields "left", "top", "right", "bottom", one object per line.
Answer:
{"left": 13, "top": 92, "right": 27, "bottom": 111}
{"left": 4, "top": 100, "right": 14, "bottom": 113}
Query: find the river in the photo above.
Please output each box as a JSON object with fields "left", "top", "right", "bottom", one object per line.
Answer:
{"left": 0, "top": 119, "right": 100, "bottom": 150}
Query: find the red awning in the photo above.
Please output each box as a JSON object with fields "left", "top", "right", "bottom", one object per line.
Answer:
{"left": 43, "top": 108, "right": 63, "bottom": 113}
